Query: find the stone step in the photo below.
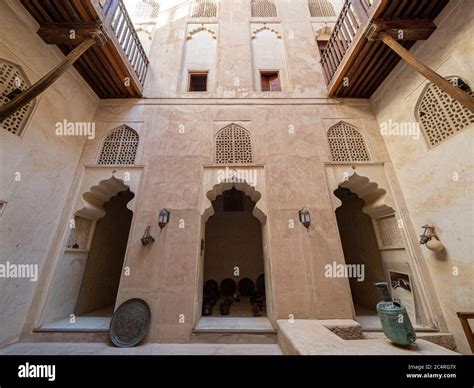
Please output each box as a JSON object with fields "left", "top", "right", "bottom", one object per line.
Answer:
{"left": 194, "top": 317, "right": 276, "bottom": 333}
{"left": 191, "top": 332, "right": 278, "bottom": 344}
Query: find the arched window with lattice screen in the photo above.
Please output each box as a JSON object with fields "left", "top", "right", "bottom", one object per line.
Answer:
{"left": 191, "top": 0, "right": 217, "bottom": 17}
{"left": 133, "top": 0, "right": 160, "bottom": 19}
{"left": 327, "top": 122, "right": 370, "bottom": 162}
{"left": 0, "top": 59, "right": 35, "bottom": 137}
{"left": 97, "top": 125, "right": 139, "bottom": 165}
{"left": 308, "top": 0, "right": 336, "bottom": 17}
{"left": 215, "top": 124, "right": 253, "bottom": 164}
{"left": 251, "top": 0, "right": 278, "bottom": 18}
{"left": 416, "top": 77, "right": 474, "bottom": 148}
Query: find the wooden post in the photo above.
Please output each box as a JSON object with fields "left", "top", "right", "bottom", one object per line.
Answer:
{"left": 0, "top": 39, "right": 97, "bottom": 122}
{"left": 457, "top": 312, "right": 474, "bottom": 353}
{"left": 379, "top": 32, "right": 474, "bottom": 112}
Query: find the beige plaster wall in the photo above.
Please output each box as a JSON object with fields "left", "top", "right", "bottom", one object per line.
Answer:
{"left": 75, "top": 98, "right": 390, "bottom": 342}
{"left": 371, "top": 0, "right": 474, "bottom": 353}
{"left": 251, "top": 26, "right": 289, "bottom": 91}
{"left": 144, "top": 0, "right": 332, "bottom": 98}
{"left": 0, "top": 1, "right": 98, "bottom": 345}
{"left": 4, "top": 0, "right": 461, "bottom": 350}
{"left": 180, "top": 25, "right": 218, "bottom": 92}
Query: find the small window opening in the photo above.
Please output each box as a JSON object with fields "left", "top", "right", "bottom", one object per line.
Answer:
{"left": 189, "top": 72, "right": 208, "bottom": 92}
{"left": 260, "top": 71, "right": 281, "bottom": 92}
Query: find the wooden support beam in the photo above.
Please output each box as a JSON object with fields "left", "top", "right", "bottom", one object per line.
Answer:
{"left": 376, "top": 32, "right": 474, "bottom": 112}
{"left": 0, "top": 39, "right": 97, "bottom": 122}
{"left": 38, "top": 23, "right": 109, "bottom": 46}
{"left": 367, "top": 19, "right": 437, "bottom": 41}
{"left": 457, "top": 312, "right": 474, "bottom": 353}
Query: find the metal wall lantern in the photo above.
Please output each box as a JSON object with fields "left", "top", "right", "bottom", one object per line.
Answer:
{"left": 141, "top": 225, "right": 155, "bottom": 246}
{"left": 158, "top": 208, "right": 170, "bottom": 229}
{"left": 419, "top": 225, "right": 444, "bottom": 252}
{"left": 299, "top": 208, "right": 311, "bottom": 229}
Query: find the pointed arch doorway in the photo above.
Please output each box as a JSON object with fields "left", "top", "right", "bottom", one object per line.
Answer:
{"left": 203, "top": 186, "right": 266, "bottom": 317}
{"left": 329, "top": 170, "right": 440, "bottom": 332}
{"left": 38, "top": 175, "right": 138, "bottom": 331}
{"left": 194, "top": 176, "right": 274, "bottom": 333}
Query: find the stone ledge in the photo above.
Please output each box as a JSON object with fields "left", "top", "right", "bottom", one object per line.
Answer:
{"left": 317, "top": 319, "right": 363, "bottom": 340}
{"left": 363, "top": 332, "right": 457, "bottom": 352}
{"left": 277, "top": 319, "right": 459, "bottom": 355}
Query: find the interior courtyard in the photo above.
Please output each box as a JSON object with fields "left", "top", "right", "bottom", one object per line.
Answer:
{"left": 0, "top": 0, "right": 473, "bottom": 356}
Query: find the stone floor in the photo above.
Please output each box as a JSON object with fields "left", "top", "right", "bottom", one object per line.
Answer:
{"left": 205, "top": 296, "right": 267, "bottom": 318}
{"left": 38, "top": 306, "right": 113, "bottom": 332}
{"left": 38, "top": 317, "right": 111, "bottom": 332}
{"left": 0, "top": 342, "right": 283, "bottom": 355}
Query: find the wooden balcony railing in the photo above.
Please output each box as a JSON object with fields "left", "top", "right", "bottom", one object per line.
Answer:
{"left": 100, "top": 0, "right": 150, "bottom": 86}
{"left": 20, "top": 0, "right": 150, "bottom": 98}
{"left": 319, "top": 0, "right": 452, "bottom": 99}
{"left": 320, "top": 0, "right": 377, "bottom": 85}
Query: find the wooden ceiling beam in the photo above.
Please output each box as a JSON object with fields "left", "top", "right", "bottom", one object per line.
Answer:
{"left": 366, "top": 19, "right": 437, "bottom": 41}
{"left": 374, "top": 32, "right": 474, "bottom": 112}
{"left": 38, "top": 23, "right": 109, "bottom": 46}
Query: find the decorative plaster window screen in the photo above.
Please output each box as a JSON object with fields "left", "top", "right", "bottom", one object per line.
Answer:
{"left": 309, "top": 0, "right": 336, "bottom": 17}
{"left": 417, "top": 77, "right": 474, "bottom": 148}
{"left": 375, "top": 215, "right": 404, "bottom": 248}
{"left": 327, "top": 122, "right": 370, "bottom": 162}
{"left": 251, "top": 0, "right": 278, "bottom": 17}
{"left": 97, "top": 125, "right": 139, "bottom": 165}
{"left": 191, "top": 0, "right": 217, "bottom": 17}
{"left": 133, "top": 0, "right": 160, "bottom": 18}
{"left": 0, "top": 59, "right": 35, "bottom": 136}
{"left": 215, "top": 124, "right": 253, "bottom": 164}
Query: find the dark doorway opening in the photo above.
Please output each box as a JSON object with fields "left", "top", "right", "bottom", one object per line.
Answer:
{"left": 202, "top": 187, "right": 266, "bottom": 317}
{"left": 74, "top": 189, "right": 134, "bottom": 318}
{"left": 334, "top": 187, "right": 386, "bottom": 322}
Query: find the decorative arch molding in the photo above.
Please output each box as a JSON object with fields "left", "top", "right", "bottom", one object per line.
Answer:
{"left": 251, "top": 26, "right": 282, "bottom": 39}
{"left": 187, "top": 26, "right": 217, "bottom": 40}
{"left": 200, "top": 166, "right": 267, "bottom": 224}
{"left": 325, "top": 165, "right": 397, "bottom": 220}
{"left": 72, "top": 167, "right": 143, "bottom": 221}
{"left": 336, "top": 173, "right": 394, "bottom": 219}
{"left": 76, "top": 176, "right": 130, "bottom": 220}
{"left": 203, "top": 179, "right": 266, "bottom": 224}
{"left": 325, "top": 163, "right": 443, "bottom": 330}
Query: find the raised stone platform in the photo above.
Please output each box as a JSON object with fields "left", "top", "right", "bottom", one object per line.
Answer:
{"left": 194, "top": 317, "right": 275, "bottom": 333}
{"left": 37, "top": 317, "right": 111, "bottom": 332}
{"left": 277, "top": 319, "right": 459, "bottom": 355}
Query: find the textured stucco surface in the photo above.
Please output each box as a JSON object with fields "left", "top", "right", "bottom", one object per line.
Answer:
{"left": 0, "top": 0, "right": 470, "bottom": 355}
{"left": 371, "top": 0, "right": 474, "bottom": 354}
{"left": 0, "top": 1, "right": 98, "bottom": 345}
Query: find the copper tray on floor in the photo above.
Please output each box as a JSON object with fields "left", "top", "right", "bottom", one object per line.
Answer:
{"left": 109, "top": 298, "right": 151, "bottom": 348}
